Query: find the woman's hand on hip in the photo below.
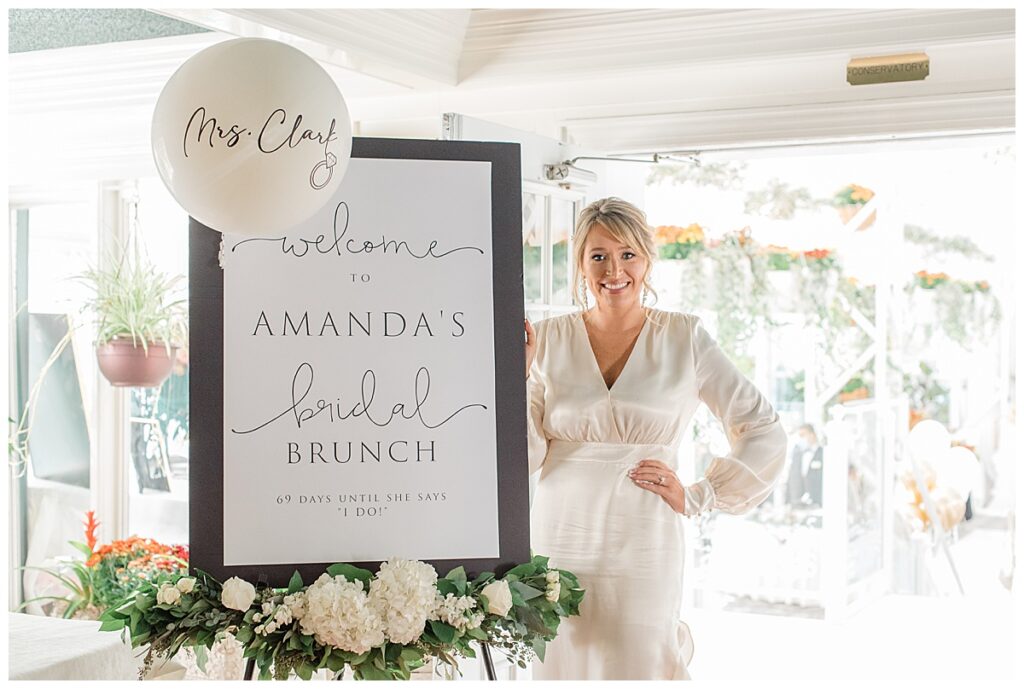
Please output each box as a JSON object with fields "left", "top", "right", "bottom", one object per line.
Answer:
{"left": 525, "top": 318, "right": 537, "bottom": 379}
{"left": 629, "top": 460, "right": 686, "bottom": 514}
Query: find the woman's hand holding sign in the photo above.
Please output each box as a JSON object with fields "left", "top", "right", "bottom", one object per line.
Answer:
{"left": 525, "top": 319, "right": 537, "bottom": 380}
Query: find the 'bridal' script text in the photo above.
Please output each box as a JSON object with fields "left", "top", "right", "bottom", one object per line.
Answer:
{"left": 230, "top": 363, "right": 487, "bottom": 435}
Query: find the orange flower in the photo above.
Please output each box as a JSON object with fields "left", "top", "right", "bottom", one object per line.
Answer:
{"left": 803, "top": 248, "right": 832, "bottom": 260}
{"left": 83, "top": 511, "right": 100, "bottom": 553}
{"left": 654, "top": 225, "right": 681, "bottom": 245}
{"left": 849, "top": 184, "right": 875, "bottom": 203}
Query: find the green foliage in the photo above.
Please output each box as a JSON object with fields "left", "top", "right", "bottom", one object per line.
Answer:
{"left": 905, "top": 278, "right": 1001, "bottom": 349}
{"left": 698, "top": 231, "right": 774, "bottom": 374}
{"left": 646, "top": 160, "right": 747, "bottom": 189}
{"left": 76, "top": 237, "right": 187, "bottom": 351}
{"left": 658, "top": 241, "right": 703, "bottom": 260}
{"left": 904, "top": 224, "right": 994, "bottom": 262}
{"left": 744, "top": 178, "right": 831, "bottom": 220}
{"left": 897, "top": 359, "right": 951, "bottom": 425}
{"left": 99, "top": 555, "right": 585, "bottom": 681}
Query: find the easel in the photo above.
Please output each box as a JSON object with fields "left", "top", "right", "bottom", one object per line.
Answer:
{"left": 242, "top": 642, "right": 499, "bottom": 680}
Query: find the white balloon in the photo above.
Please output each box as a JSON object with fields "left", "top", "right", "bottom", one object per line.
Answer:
{"left": 151, "top": 38, "right": 352, "bottom": 236}
{"left": 908, "top": 419, "right": 950, "bottom": 463}
{"left": 938, "top": 446, "right": 981, "bottom": 501}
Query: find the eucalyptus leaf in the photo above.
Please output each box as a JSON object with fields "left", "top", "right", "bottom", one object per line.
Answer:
{"left": 509, "top": 580, "right": 544, "bottom": 601}
{"left": 429, "top": 620, "right": 457, "bottom": 644}
{"left": 325, "top": 563, "right": 373, "bottom": 587}
{"left": 531, "top": 636, "right": 547, "bottom": 662}
{"left": 504, "top": 563, "right": 537, "bottom": 578}
{"left": 99, "top": 617, "right": 125, "bottom": 632}
{"left": 444, "top": 566, "right": 467, "bottom": 584}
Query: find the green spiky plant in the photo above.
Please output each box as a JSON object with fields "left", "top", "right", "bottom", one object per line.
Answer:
{"left": 77, "top": 237, "right": 187, "bottom": 354}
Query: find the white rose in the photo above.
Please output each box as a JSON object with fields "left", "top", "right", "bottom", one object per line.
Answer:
{"left": 545, "top": 583, "right": 560, "bottom": 603}
{"left": 545, "top": 571, "right": 560, "bottom": 584}
{"left": 480, "top": 580, "right": 513, "bottom": 617}
{"left": 157, "top": 584, "right": 181, "bottom": 605}
{"left": 176, "top": 577, "right": 196, "bottom": 594}
{"left": 221, "top": 577, "right": 257, "bottom": 612}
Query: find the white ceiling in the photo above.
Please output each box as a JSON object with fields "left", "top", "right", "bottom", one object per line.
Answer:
{"left": 8, "top": 8, "right": 1015, "bottom": 187}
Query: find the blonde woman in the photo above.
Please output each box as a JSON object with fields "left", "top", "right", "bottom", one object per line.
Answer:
{"left": 523, "top": 197, "right": 787, "bottom": 680}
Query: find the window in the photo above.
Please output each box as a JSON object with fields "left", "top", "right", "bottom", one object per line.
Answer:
{"left": 125, "top": 178, "right": 190, "bottom": 544}
{"left": 522, "top": 183, "right": 585, "bottom": 325}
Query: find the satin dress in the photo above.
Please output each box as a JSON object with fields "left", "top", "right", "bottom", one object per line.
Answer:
{"left": 527, "top": 308, "right": 787, "bottom": 680}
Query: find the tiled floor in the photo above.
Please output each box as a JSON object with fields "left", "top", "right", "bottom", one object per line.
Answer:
{"left": 684, "top": 521, "right": 1016, "bottom": 682}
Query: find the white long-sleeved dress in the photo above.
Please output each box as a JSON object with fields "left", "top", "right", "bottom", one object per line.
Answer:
{"left": 527, "top": 308, "right": 787, "bottom": 680}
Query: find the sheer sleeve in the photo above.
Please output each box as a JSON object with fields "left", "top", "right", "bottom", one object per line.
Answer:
{"left": 526, "top": 328, "right": 549, "bottom": 476}
{"left": 682, "top": 316, "right": 787, "bottom": 516}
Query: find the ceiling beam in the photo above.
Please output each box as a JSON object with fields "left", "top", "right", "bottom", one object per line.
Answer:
{"left": 152, "top": 8, "right": 470, "bottom": 90}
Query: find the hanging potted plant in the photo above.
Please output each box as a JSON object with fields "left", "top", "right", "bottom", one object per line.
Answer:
{"left": 78, "top": 238, "right": 187, "bottom": 388}
{"left": 833, "top": 183, "right": 876, "bottom": 230}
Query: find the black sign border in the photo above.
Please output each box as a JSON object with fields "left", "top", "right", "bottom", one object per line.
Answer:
{"left": 189, "top": 137, "right": 528, "bottom": 587}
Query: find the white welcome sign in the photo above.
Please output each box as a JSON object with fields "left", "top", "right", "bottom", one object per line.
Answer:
{"left": 219, "top": 156, "right": 500, "bottom": 566}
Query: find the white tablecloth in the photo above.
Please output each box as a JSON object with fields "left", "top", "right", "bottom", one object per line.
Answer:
{"left": 7, "top": 613, "right": 139, "bottom": 680}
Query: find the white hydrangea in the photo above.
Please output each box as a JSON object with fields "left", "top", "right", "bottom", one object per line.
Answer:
{"left": 203, "top": 632, "right": 245, "bottom": 681}
{"left": 367, "top": 558, "right": 439, "bottom": 644}
{"left": 432, "top": 592, "right": 484, "bottom": 631}
{"left": 299, "top": 573, "right": 385, "bottom": 654}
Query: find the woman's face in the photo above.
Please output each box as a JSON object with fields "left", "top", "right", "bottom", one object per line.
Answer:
{"left": 581, "top": 223, "right": 648, "bottom": 309}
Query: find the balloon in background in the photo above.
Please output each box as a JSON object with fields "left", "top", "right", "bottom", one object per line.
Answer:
{"left": 933, "top": 445, "right": 981, "bottom": 501}
{"left": 908, "top": 419, "right": 950, "bottom": 463}
{"left": 151, "top": 38, "right": 352, "bottom": 236}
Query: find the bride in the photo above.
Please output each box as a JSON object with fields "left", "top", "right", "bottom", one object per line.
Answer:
{"left": 523, "top": 197, "right": 787, "bottom": 680}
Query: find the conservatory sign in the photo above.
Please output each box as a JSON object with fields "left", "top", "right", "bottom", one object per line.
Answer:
{"left": 847, "top": 52, "right": 929, "bottom": 86}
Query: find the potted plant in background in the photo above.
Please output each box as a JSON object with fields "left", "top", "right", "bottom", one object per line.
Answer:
{"left": 833, "top": 183, "right": 876, "bottom": 230}
{"left": 78, "top": 238, "right": 187, "bottom": 388}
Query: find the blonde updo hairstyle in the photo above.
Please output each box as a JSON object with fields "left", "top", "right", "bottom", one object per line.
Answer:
{"left": 572, "top": 197, "right": 659, "bottom": 311}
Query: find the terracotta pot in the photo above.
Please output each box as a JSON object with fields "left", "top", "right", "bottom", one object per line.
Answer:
{"left": 96, "top": 338, "right": 177, "bottom": 388}
{"left": 837, "top": 204, "right": 876, "bottom": 231}
{"left": 838, "top": 387, "right": 870, "bottom": 403}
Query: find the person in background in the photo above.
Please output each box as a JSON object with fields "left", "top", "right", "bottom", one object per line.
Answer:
{"left": 786, "top": 423, "right": 823, "bottom": 508}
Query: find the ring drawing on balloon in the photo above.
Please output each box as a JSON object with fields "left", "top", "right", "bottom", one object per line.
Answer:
{"left": 310, "top": 152, "right": 338, "bottom": 190}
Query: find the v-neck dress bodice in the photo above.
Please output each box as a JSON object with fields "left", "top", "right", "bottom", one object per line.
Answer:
{"left": 525, "top": 308, "right": 787, "bottom": 680}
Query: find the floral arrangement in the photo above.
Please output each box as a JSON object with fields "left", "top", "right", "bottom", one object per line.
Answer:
{"left": 19, "top": 511, "right": 188, "bottom": 619}
{"left": 762, "top": 246, "right": 834, "bottom": 271}
{"left": 801, "top": 248, "right": 834, "bottom": 262}
{"left": 914, "top": 270, "right": 951, "bottom": 289}
{"left": 907, "top": 271, "right": 1001, "bottom": 348}
{"left": 838, "top": 375, "right": 870, "bottom": 402}
{"left": 99, "top": 555, "right": 583, "bottom": 680}
{"left": 763, "top": 245, "right": 797, "bottom": 271}
{"left": 914, "top": 271, "right": 991, "bottom": 294}
{"left": 833, "top": 183, "right": 875, "bottom": 207}
{"left": 654, "top": 223, "right": 705, "bottom": 260}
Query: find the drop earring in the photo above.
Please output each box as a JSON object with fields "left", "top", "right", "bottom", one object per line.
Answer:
{"left": 642, "top": 285, "right": 650, "bottom": 306}
{"left": 581, "top": 278, "right": 589, "bottom": 310}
